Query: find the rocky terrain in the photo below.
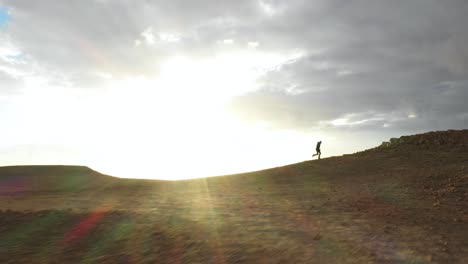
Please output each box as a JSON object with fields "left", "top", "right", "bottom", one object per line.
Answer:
{"left": 0, "top": 130, "right": 467, "bottom": 263}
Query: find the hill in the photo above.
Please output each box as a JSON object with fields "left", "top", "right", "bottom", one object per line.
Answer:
{"left": 0, "top": 130, "right": 467, "bottom": 263}
{"left": 0, "top": 165, "right": 116, "bottom": 194}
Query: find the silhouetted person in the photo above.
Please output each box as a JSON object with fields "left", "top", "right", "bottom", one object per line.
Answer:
{"left": 312, "top": 141, "right": 322, "bottom": 159}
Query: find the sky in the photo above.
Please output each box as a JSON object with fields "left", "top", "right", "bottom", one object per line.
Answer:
{"left": 0, "top": 0, "right": 467, "bottom": 180}
{"left": 0, "top": 7, "right": 8, "bottom": 27}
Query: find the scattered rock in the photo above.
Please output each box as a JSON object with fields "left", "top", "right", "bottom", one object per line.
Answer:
{"left": 313, "top": 234, "right": 322, "bottom": 240}
{"left": 375, "top": 130, "right": 468, "bottom": 150}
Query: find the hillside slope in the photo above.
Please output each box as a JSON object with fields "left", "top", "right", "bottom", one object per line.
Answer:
{"left": 0, "top": 165, "right": 116, "bottom": 194}
{"left": 0, "top": 130, "right": 467, "bottom": 263}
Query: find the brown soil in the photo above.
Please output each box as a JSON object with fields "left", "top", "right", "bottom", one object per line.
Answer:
{"left": 0, "top": 130, "right": 467, "bottom": 263}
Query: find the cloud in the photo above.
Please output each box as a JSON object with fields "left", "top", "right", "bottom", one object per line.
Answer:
{"left": 0, "top": 0, "right": 274, "bottom": 89}
{"left": 0, "top": 0, "right": 466, "bottom": 144}
{"left": 228, "top": 0, "right": 468, "bottom": 133}
{"left": 0, "top": 70, "right": 22, "bottom": 93}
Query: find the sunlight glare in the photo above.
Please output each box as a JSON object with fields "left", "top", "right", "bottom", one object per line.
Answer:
{"left": 86, "top": 50, "right": 309, "bottom": 179}
{"left": 9, "top": 49, "right": 311, "bottom": 180}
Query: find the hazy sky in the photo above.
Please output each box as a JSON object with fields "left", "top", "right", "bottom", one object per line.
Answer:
{"left": 1, "top": 0, "right": 467, "bottom": 179}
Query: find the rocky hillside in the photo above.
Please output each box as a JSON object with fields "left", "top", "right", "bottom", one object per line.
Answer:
{"left": 0, "top": 130, "right": 467, "bottom": 263}
{"left": 377, "top": 129, "right": 468, "bottom": 149}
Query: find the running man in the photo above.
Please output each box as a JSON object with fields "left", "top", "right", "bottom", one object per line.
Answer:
{"left": 312, "top": 141, "right": 322, "bottom": 159}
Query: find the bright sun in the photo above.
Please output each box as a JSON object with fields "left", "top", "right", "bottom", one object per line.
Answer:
{"left": 14, "top": 49, "right": 315, "bottom": 180}
{"left": 85, "top": 50, "right": 315, "bottom": 179}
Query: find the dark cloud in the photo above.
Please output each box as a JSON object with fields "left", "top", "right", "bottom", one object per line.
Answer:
{"left": 228, "top": 0, "right": 468, "bottom": 134}
{"left": 0, "top": 0, "right": 467, "bottom": 136}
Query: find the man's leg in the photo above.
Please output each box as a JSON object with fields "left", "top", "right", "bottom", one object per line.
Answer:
{"left": 318, "top": 151, "right": 321, "bottom": 159}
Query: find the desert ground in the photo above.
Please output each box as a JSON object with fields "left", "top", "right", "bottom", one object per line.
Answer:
{"left": 0, "top": 130, "right": 467, "bottom": 263}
